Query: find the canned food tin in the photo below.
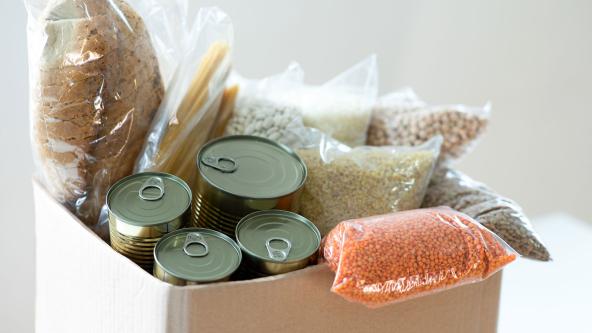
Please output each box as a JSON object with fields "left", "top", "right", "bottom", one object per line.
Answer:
{"left": 107, "top": 172, "right": 191, "bottom": 268}
{"left": 192, "top": 135, "right": 307, "bottom": 237}
{"left": 154, "top": 228, "right": 242, "bottom": 285}
{"left": 235, "top": 210, "right": 321, "bottom": 276}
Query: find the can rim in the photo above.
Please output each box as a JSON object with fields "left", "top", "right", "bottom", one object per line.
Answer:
{"left": 235, "top": 210, "right": 321, "bottom": 263}
{"left": 106, "top": 172, "right": 192, "bottom": 227}
{"left": 196, "top": 135, "right": 308, "bottom": 200}
{"left": 154, "top": 227, "right": 242, "bottom": 282}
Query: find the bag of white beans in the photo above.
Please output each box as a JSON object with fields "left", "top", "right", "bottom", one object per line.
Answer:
{"left": 225, "top": 56, "right": 378, "bottom": 148}
{"left": 224, "top": 63, "right": 309, "bottom": 147}
{"left": 367, "top": 88, "right": 490, "bottom": 161}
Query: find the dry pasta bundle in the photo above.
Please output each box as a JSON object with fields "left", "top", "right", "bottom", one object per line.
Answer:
{"left": 135, "top": 24, "right": 234, "bottom": 184}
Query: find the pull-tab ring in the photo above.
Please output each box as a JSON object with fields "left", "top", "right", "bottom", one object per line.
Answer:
{"left": 184, "top": 233, "right": 209, "bottom": 257}
{"left": 139, "top": 177, "right": 165, "bottom": 201}
{"left": 265, "top": 237, "right": 292, "bottom": 262}
{"left": 201, "top": 156, "right": 238, "bottom": 173}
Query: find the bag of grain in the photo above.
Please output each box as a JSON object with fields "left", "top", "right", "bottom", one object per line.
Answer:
{"left": 422, "top": 167, "right": 551, "bottom": 261}
{"left": 296, "top": 132, "right": 441, "bottom": 235}
{"left": 292, "top": 55, "right": 378, "bottom": 147}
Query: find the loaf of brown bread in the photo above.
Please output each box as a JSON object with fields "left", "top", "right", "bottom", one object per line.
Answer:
{"left": 33, "top": 0, "right": 164, "bottom": 230}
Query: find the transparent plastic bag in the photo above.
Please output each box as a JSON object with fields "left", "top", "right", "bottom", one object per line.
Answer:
{"left": 135, "top": 8, "right": 233, "bottom": 185}
{"left": 322, "top": 207, "right": 517, "bottom": 307}
{"left": 422, "top": 167, "right": 551, "bottom": 261}
{"left": 367, "top": 88, "right": 490, "bottom": 161}
{"left": 223, "top": 63, "right": 308, "bottom": 147}
{"left": 276, "top": 55, "right": 378, "bottom": 147}
{"left": 24, "top": 0, "right": 192, "bottom": 234}
{"left": 296, "top": 133, "right": 442, "bottom": 235}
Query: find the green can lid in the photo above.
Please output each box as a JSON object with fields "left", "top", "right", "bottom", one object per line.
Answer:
{"left": 197, "top": 135, "right": 307, "bottom": 199}
{"left": 154, "top": 228, "right": 242, "bottom": 282}
{"left": 107, "top": 172, "right": 191, "bottom": 227}
{"left": 236, "top": 210, "right": 321, "bottom": 263}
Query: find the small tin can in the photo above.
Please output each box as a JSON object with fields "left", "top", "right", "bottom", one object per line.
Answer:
{"left": 192, "top": 135, "right": 307, "bottom": 238}
{"left": 153, "top": 228, "right": 242, "bottom": 285}
{"left": 107, "top": 172, "right": 191, "bottom": 270}
{"left": 235, "top": 210, "right": 321, "bottom": 277}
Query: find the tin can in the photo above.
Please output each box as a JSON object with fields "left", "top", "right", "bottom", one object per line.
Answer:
{"left": 235, "top": 210, "right": 321, "bottom": 277}
{"left": 192, "top": 135, "right": 307, "bottom": 238}
{"left": 107, "top": 172, "right": 191, "bottom": 270}
{"left": 153, "top": 228, "right": 242, "bottom": 285}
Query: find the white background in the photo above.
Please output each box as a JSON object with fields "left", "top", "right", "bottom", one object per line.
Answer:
{"left": 1, "top": 0, "right": 591, "bottom": 332}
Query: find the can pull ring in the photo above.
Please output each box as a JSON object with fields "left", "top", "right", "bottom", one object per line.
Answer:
{"left": 202, "top": 156, "right": 238, "bottom": 173}
{"left": 139, "top": 177, "right": 165, "bottom": 201}
{"left": 184, "top": 233, "right": 209, "bottom": 257}
{"left": 265, "top": 237, "right": 292, "bottom": 262}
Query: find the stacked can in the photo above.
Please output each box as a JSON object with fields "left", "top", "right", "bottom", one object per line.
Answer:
{"left": 153, "top": 228, "right": 242, "bottom": 285}
{"left": 107, "top": 172, "right": 191, "bottom": 270}
{"left": 192, "top": 135, "right": 307, "bottom": 238}
{"left": 235, "top": 210, "right": 321, "bottom": 278}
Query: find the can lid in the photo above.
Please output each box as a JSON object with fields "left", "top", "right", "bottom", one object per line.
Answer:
{"left": 107, "top": 172, "right": 191, "bottom": 227}
{"left": 198, "top": 135, "right": 307, "bottom": 199}
{"left": 236, "top": 210, "right": 321, "bottom": 263}
{"left": 154, "top": 228, "right": 242, "bottom": 282}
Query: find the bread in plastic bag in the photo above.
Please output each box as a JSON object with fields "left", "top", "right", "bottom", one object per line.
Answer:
{"left": 135, "top": 8, "right": 234, "bottom": 185}
{"left": 322, "top": 207, "right": 517, "bottom": 307}
{"left": 422, "top": 167, "right": 551, "bottom": 261}
{"left": 367, "top": 88, "right": 490, "bottom": 161}
{"left": 223, "top": 63, "right": 308, "bottom": 147}
{"left": 26, "top": 0, "right": 169, "bottom": 233}
{"left": 296, "top": 133, "right": 441, "bottom": 235}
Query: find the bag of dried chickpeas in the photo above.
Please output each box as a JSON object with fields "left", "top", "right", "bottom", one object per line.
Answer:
{"left": 367, "top": 88, "right": 490, "bottom": 161}
{"left": 296, "top": 133, "right": 441, "bottom": 235}
{"left": 322, "top": 207, "right": 517, "bottom": 307}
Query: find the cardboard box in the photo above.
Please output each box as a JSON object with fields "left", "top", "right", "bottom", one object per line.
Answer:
{"left": 34, "top": 181, "right": 502, "bottom": 333}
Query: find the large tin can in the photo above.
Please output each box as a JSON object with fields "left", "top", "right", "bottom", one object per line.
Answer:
{"left": 192, "top": 135, "right": 307, "bottom": 237}
{"left": 107, "top": 172, "right": 191, "bottom": 270}
{"left": 153, "top": 228, "right": 242, "bottom": 285}
{"left": 235, "top": 210, "right": 321, "bottom": 278}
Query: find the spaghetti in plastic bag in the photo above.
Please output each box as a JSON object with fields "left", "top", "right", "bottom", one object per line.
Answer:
{"left": 135, "top": 8, "right": 233, "bottom": 185}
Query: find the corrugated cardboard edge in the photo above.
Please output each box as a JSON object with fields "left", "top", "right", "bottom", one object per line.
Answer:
{"left": 33, "top": 180, "right": 502, "bottom": 333}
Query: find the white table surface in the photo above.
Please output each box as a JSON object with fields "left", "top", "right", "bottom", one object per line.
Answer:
{"left": 499, "top": 213, "right": 592, "bottom": 333}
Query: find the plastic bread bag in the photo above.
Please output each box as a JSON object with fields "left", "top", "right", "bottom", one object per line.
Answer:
{"left": 295, "top": 131, "right": 442, "bottom": 235}
{"left": 367, "top": 88, "right": 490, "bottom": 161}
{"left": 322, "top": 207, "right": 517, "bottom": 307}
{"left": 24, "top": 0, "right": 197, "bottom": 235}
{"left": 135, "top": 8, "right": 233, "bottom": 185}
{"left": 223, "top": 63, "right": 308, "bottom": 146}
{"left": 276, "top": 55, "right": 378, "bottom": 147}
{"left": 422, "top": 167, "right": 551, "bottom": 261}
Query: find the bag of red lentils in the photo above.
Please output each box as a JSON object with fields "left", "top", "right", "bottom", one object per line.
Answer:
{"left": 322, "top": 206, "right": 517, "bottom": 307}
